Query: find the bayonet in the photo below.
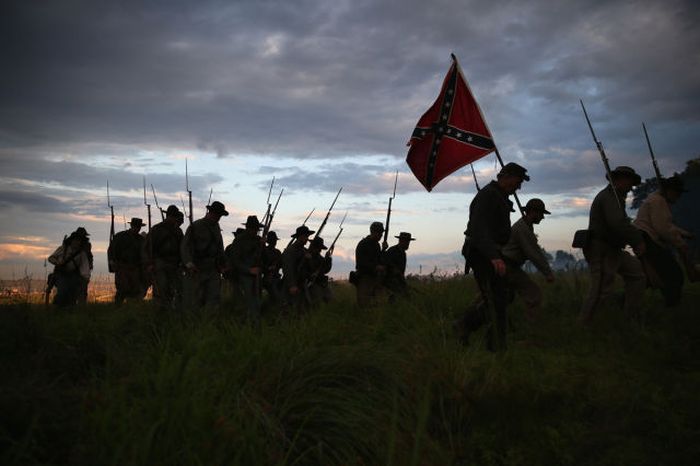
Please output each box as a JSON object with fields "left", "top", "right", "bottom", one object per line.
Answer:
{"left": 151, "top": 184, "right": 165, "bottom": 221}
{"left": 314, "top": 187, "right": 342, "bottom": 239}
{"left": 470, "top": 164, "right": 481, "bottom": 191}
{"left": 302, "top": 208, "right": 315, "bottom": 226}
{"left": 143, "top": 176, "right": 152, "bottom": 231}
{"left": 107, "top": 180, "right": 115, "bottom": 243}
{"left": 186, "top": 159, "right": 193, "bottom": 225}
{"left": 580, "top": 100, "right": 622, "bottom": 209}
{"left": 207, "top": 188, "right": 213, "bottom": 207}
{"left": 383, "top": 171, "right": 398, "bottom": 250}
{"left": 642, "top": 122, "right": 663, "bottom": 185}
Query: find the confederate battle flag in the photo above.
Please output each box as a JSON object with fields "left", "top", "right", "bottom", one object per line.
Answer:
{"left": 406, "top": 54, "right": 495, "bottom": 191}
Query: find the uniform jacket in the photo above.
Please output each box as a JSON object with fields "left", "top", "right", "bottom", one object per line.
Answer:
{"left": 229, "top": 231, "right": 262, "bottom": 277}
{"left": 355, "top": 236, "right": 382, "bottom": 276}
{"left": 49, "top": 243, "right": 91, "bottom": 280}
{"left": 144, "top": 221, "right": 183, "bottom": 266}
{"left": 304, "top": 252, "right": 332, "bottom": 286}
{"left": 383, "top": 245, "right": 407, "bottom": 287}
{"left": 282, "top": 241, "right": 307, "bottom": 289}
{"left": 109, "top": 230, "right": 145, "bottom": 267}
{"left": 501, "top": 217, "right": 553, "bottom": 276}
{"left": 588, "top": 185, "right": 642, "bottom": 249}
{"left": 634, "top": 191, "right": 689, "bottom": 249}
{"left": 181, "top": 218, "right": 225, "bottom": 268}
{"left": 262, "top": 245, "right": 283, "bottom": 280}
{"left": 465, "top": 181, "right": 513, "bottom": 260}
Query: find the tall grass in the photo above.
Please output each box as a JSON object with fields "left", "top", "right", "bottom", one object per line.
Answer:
{"left": 1, "top": 275, "right": 699, "bottom": 465}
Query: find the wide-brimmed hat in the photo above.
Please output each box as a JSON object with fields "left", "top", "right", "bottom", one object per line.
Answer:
{"left": 165, "top": 205, "right": 181, "bottom": 217}
{"left": 498, "top": 162, "right": 530, "bottom": 181}
{"left": 395, "top": 232, "right": 416, "bottom": 241}
{"left": 661, "top": 175, "right": 687, "bottom": 193}
{"left": 207, "top": 201, "right": 229, "bottom": 216}
{"left": 74, "top": 227, "right": 90, "bottom": 237}
{"left": 370, "top": 221, "right": 385, "bottom": 233}
{"left": 524, "top": 198, "right": 551, "bottom": 214}
{"left": 232, "top": 227, "right": 246, "bottom": 237}
{"left": 242, "top": 215, "right": 263, "bottom": 229}
{"left": 309, "top": 237, "right": 328, "bottom": 250}
{"left": 267, "top": 231, "right": 279, "bottom": 242}
{"left": 291, "top": 225, "right": 314, "bottom": 238}
{"left": 607, "top": 166, "right": 641, "bottom": 185}
{"left": 129, "top": 217, "right": 144, "bottom": 228}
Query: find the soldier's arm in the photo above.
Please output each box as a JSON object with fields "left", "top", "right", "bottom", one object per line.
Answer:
{"left": 48, "top": 245, "right": 65, "bottom": 265}
{"left": 648, "top": 196, "right": 687, "bottom": 248}
{"left": 516, "top": 226, "right": 553, "bottom": 276}
{"left": 602, "top": 194, "right": 642, "bottom": 247}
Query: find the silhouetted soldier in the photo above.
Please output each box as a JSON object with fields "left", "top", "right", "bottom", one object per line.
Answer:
{"left": 144, "top": 205, "right": 184, "bottom": 311}
{"left": 181, "top": 201, "right": 228, "bottom": 309}
{"left": 262, "top": 230, "right": 283, "bottom": 308}
{"left": 634, "top": 174, "right": 693, "bottom": 306}
{"left": 224, "top": 227, "right": 246, "bottom": 303}
{"left": 579, "top": 166, "right": 646, "bottom": 324}
{"left": 500, "top": 198, "right": 555, "bottom": 319}
{"left": 230, "top": 215, "right": 264, "bottom": 328}
{"left": 303, "top": 236, "right": 333, "bottom": 307}
{"left": 283, "top": 225, "right": 314, "bottom": 313}
{"left": 383, "top": 232, "right": 415, "bottom": 302}
{"left": 48, "top": 227, "right": 92, "bottom": 307}
{"left": 74, "top": 227, "right": 93, "bottom": 304}
{"left": 460, "top": 162, "right": 529, "bottom": 350}
{"left": 109, "top": 218, "right": 145, "bottom": 305}
{"left": 354, "top": 221, "right": 386, "bottom": 308}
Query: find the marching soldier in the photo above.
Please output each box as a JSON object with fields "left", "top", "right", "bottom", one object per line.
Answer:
{"left": 354, "top": 221, "right": 386, "bottom": 308}
{"left": 181, "top": 201, "right": 228, "bottom": 309}
{"left": 500, "top": 198, "right": 555, "bottom": 319}
{"left": 383, "top": 232, "right": 415, "bottom": 302}
{"left": 109, "top": 218, "right": 146, "bottom": 305}
{"left": 224, "top": 227, "right": 246, "bottom": 303}
{"left": 47, "top": 227, "right": 92, "bottom": 307}
{"left": 282, "top": 225, "right": 314, "bottom": 313}
{"left": 634, "top": 174, "right": 693, "bottom": 306}
{"left": 579, "top": 166, "right": 646, "bottom": 324}
{"left": 143, "top": 205, "right": 184, "bottom": 311}
{"left": 459, "top": 162, "right": 529, "bottom": 350}
{"left": 262, "top": 231, "right": 283, "bottom": 308}
{"left": 303, "top": 236, "right": 333, "bottom": 307}
{"left": 229, "top": 215, "right": 264, "bottom": 327}
{"left": 74, "top": 227, "right": 93, "bottom": 304}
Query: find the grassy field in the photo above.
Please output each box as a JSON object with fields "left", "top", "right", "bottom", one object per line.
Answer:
{"left": 1, "top": 273, "right": 699, "bottom": 465}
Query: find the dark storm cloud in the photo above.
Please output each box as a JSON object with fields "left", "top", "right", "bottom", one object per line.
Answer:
{"left": 3, "top": 0, "right": 697, "bottom": 170}
{"left": 0, "top": 149, "right": 223, "bottom": 194}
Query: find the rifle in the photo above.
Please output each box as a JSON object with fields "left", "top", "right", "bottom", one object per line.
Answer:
{"left": 207, "top": 188, "right": 213, "bottom": 207}
{"left": 107, "top": 181, "right": 115, "bottom": 272}
{"left": 180, "top": 195, "right": 188, "bottom": 221}
{"left": 143, "top": 176, "right": 152, "bottom": 231}
{"left": 286, "top": 208, "right": 315, "bottom": 249}
{"left": 580, "top": 100, "right": 622, "bottom": 209}
{"left": 382, "top": 171, "right": 398, "bottom": 250}
{"left": 304, "top": 212, "right": 347, "bottom": 299}
{"left": 262, "top": 177, "right": 275, "bottom": 225}
{"left": 254, "top": 188, "right": 283, "bottom": 296}
{"left": 314, "top": 187, "right": 342, "bottom": 239}
{"left": 264, "top": 188, "right": 284, "bottom": 232}
{"left": 642, "top": 122, "right": 663, "bottom": 186}
{"left": 186, "top": 159, "right": 193, "bottom": 225}
{"left": 151, "top": 184, "right": 165, "bottom": 220}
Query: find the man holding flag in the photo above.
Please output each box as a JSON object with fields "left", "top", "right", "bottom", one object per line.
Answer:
{"left": 406, "top": 54, "right": 529, "bottom": 350}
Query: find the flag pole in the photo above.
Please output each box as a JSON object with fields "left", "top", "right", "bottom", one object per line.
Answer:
{"left": 451, "top": 54, "right": 525, "bottom": 215}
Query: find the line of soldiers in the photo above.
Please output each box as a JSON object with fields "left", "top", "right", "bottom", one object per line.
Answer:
{"left": 98, "top": 201, "right": 339, "bottom": 324}
{"left": 455, "top": 162, "right": 694, "bottom": 351}
{"left": 47, "top": 161, "right": 693, "bottom": 351}
{"left": 352, "top": 222, "right": 416, "bottom": 308}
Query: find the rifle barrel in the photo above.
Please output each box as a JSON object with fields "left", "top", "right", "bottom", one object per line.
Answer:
{"left": 642, "top": 122, "right": 663, "bottom": 183}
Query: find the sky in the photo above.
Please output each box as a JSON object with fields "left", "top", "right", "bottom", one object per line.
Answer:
{"left": 1, "top": 0, "right": 699, "bottom": 279}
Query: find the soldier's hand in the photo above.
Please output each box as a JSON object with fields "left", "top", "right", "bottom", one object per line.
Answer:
{"left": 289, "top": 286, "right": 299, "bottom": 295}
{"left": 546, "top": 273, "right": 555, "bottom": 283}
{"left": 491, "top": 259, "right": 506, "bottom": 276}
